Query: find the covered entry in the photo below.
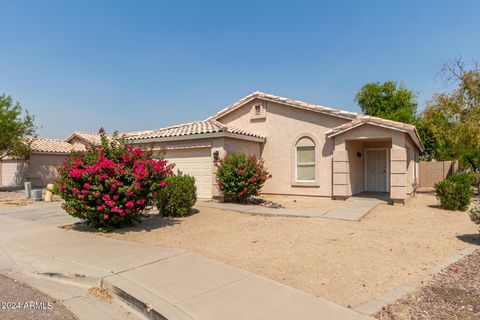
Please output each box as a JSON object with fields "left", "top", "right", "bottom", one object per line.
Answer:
{"left": 326, "top": 116, "right": 423, "bottom": 204}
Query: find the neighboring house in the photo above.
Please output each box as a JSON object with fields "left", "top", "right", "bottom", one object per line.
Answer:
{"left": 0, "top": 134, "right": 95, "bottom": 188}
{"left": 0, "top": 92, "right": 424, "bottom": 204}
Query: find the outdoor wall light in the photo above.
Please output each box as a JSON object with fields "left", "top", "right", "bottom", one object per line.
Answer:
{"left": 357, "top": 152, "right": 362, "bottom": 158}
{"left": 213, "top": 151, "right": 220, "bottom": 165}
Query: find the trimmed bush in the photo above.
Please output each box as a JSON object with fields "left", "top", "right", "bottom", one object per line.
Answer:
{"left": 54, "top": 129, "right": 174, "bottom": 229}
{"left": 434, "top": 173, "right": 473, "bottom": 211}
{"left": 156, "top": 171, "right": 197, "bottom": 217}
{"left": 216, "top": 152, "right": 271, "bottom": 202}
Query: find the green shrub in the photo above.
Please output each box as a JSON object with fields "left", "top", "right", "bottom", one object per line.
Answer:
{"left": 157, "top": 171, "right": 197, "bottom": 217}
{"left": 435, "top": 173, "right": 473, "bottom": 211}
{"left": 469, "top": 203, "right": 480, "bottom": 226}
{"left": 216, "top": 152, "right": 271, "bottom": 202}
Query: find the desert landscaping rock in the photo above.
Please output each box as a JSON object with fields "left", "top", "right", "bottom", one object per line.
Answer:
{"left": 376, "top": 249, "right": 480, "bottom": 320}
{"left": 0, "top": 274, "right": 77, "bottom": 320}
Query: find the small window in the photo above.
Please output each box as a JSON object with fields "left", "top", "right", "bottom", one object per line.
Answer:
{"left": 251, "top": 102, "right": 266, "bottom": 120}
{"left": 296, "top": 137, "right": 315, "bottom": 181}
{"left": 255, "top": 105, "right": 261, "bottom": 116}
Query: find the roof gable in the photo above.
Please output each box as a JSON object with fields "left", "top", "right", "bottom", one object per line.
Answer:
{"left": 325, "top": 115, "right": 424, "bottom": 151}
{"left": 209, "top": 91, "right": 358, "bottom": 121}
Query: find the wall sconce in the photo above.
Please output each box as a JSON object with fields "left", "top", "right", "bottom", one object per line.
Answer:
{"left": 357, "top": 152, "right": 362, "bottom": 158}
{"left": 213, "top": 151, "right": 220, "bottom": 165}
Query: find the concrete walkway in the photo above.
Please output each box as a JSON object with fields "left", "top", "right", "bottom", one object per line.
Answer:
{"left": 0, "top": 203, "right": 371, "bottom": 320}
{"left": 197, "top": 197, "right": 384, "bottom": 221}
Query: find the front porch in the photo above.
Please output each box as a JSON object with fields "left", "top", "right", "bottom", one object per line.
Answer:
{"left": 331, "top": 134, "right": 416, "bottom": 205}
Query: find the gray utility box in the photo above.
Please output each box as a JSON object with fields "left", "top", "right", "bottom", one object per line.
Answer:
{"left": 31, "top": 189, "right": 43, "bottom": 201}
{"left": 25, "top": 182, "right": 32, "bottom": 198}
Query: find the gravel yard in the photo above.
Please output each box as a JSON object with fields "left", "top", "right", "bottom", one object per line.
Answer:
{"left": 101, "top": 193, "right": 478, "bottom": 308}
{"left": 376, "top": 249, "right": 480, "bottom": 320}
{"left": 0, "top": 274, "right": 77, "bottom": 320}
{"left": 0, "top": 190, "right": 34, "bottom": 207}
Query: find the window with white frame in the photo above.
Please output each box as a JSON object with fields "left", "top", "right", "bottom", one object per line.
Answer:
{"left": 296, "top": 137, "right": 315, "bottom": 181}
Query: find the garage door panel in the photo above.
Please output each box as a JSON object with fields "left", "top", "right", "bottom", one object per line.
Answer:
{"left": 164, "top": 148, "right": 212, "bottom": 199}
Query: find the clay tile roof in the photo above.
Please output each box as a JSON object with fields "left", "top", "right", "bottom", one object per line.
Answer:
{"left": 124, "top": 119, "right": 265, "bottom": 141}
{"left": 29, "top": 138, "right": 82, "bottom": 154}
{"left": 66, "top": 131, "right": 102, "bottom": 144}
{"left": 325, "top": 115, "right": 423, "bottom": 151}
{"left": 209, "top": 91, "right": 358, "bottom": 121}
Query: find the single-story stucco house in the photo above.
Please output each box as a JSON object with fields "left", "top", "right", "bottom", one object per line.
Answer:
{"left": 0, "top": 92, "right": 423, "bottom": 204}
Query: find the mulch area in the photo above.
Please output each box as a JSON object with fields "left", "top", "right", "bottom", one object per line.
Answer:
{"left": 376, "top": 248, "right": 480, "bottom": 320}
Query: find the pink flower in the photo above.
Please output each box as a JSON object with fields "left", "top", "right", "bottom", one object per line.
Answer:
{"left": 102, "top": 194, "right": 110, "bottom": 201}
{"left": 97, "top": 204, "right": 106, "bottom": 211}
{"left": 103, "top": 213, "right": 109, "bottom": 220}
{"left": 125, "top": 189, "right": 133, "bottom": 197}
{"left": 136, "top": 199, "right": 146, "bottom": 205}
{"left": 106, "top": 201, "right": 115, "bottom": 207}
{"left": 125, "top": 200, "right": 135, "bottom": 208}
{"left": 249, "top": 177, "right": 257, "bottom": 183}
{"left": 84, "top": 183, "right": 91, "bottom": 190}
{"left": 159, "top": 181, "right": 166, "bottom": 187}
{"left": 236, "top": 169, "right": 245, "bottom": 175}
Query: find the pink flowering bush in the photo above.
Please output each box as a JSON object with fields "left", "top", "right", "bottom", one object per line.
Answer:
{"left": 54, "top": 129, "right": 174, "bottom": 229}
{"left": 215, "top": 152, "right": 271, "bottom": 202}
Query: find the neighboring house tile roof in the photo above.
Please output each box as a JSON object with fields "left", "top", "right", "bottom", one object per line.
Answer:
{"left": 30, "top": 138, "right": 82, "bottom": 154}
{"left": 65, "top": 131, "right": 102, "bottom": 144}
{"left": 325, "top": 115, "right": 424, "bottom": 151}
{"left": 124, "top": 119, "right": 265, "bottom": 141}
{"left": 209, "top": 91, "right": 359, "bottom": 121}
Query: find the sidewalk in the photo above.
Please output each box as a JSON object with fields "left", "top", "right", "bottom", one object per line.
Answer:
{"left": 0, "top": 203, "right": 372, "bottom": 320}
{"left": 197, "top": 197, "right": 383, "bottom": 221}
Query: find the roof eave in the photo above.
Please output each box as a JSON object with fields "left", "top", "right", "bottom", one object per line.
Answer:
{"left": 125, "top": 131, "right": 265, "bottom": 144}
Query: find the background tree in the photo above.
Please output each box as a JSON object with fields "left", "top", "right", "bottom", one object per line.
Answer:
{"left": 420, "top": 58, "right": 480, "bottom": 170}
{"left": 0, "top": 94, "right": 36, "bottom": 159}
{"left": 354, "top": 81, "right": 418, "bottom": 124}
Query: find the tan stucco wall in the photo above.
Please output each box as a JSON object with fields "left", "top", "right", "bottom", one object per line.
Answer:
{"left": 218, "top": 99, "right": 350, "bottom": 197}
{"left": 0, "top": 159, "right": 28, "bottom": 187}
{"left": 404, "top": 135, "right": 419, "bottom": 194}
{"left": 27, "top": 154, "right": 68, "bottom": 187}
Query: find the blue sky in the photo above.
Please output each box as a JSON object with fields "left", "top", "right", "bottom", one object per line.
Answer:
{"left": 1, "top": 0, "right": 479, "bottom": 138}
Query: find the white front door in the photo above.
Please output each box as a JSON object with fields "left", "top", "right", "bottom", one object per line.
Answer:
{"left": 365, "top": 148, "right": 388, "bottom": 192}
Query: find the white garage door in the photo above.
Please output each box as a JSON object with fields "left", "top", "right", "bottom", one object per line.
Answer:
{"left": 165, "top": 148, "right": 212, "bottom": 199}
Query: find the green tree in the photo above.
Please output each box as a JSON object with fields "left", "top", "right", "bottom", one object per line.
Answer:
{"left": 0, "top": 94, "right": 36, "bottom": 159}
{"left": 420, "top": 58, "right": 480, "bottom": 170}
{"left": 355, "top": 81, "right": 418, "bottom": 124}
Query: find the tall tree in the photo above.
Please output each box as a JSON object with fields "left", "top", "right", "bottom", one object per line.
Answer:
{"left": 0, "top": 94, "right": 36, "bottom": 159}
{"left": 354, "top": 81, "right": 418, "bottom": 124}
{"left": 420, "top": 58, "right": 480, "bottom": 169}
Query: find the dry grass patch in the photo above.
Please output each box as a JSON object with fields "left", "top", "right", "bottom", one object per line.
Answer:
{"left": 102, "top": 194, "right": 478, "bottom": 308}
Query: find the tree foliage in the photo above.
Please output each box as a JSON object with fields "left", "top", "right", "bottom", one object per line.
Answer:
{"left": 419, "top": 58, "right": 480, "bottom": 169}
{"left": 0, "top": 94, "right": 36, "bottom": 159}
{"left": 355, "top": 81, "right": 418, "bottom": 124}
